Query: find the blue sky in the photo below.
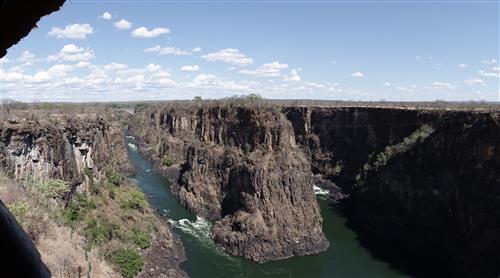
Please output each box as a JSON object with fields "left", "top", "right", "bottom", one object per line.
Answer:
{"left": 0, "top": 0, "right": 498, "bottom": 102}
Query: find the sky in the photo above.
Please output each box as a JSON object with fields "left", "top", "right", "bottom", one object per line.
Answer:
{"left": 0, "top": 0, "right": 499, "bottom": 102}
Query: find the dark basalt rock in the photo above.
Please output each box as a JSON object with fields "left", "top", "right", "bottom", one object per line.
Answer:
{"left": 131, "top": 103, "right": 500, "bottom": 277}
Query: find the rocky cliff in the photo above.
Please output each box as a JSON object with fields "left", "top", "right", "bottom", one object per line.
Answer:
{"left": 130, "top": 104, "right": 329, "bottom": 262}
{"left": 131, "top": 102, "right": 500, "bottom": 277}
{"left": 0, "top": 115, "right": 132, "bottom": 193}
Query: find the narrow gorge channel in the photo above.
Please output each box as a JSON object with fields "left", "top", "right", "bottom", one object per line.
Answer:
{"left": 126, "top": 136, "right": 427, "bottom": 278}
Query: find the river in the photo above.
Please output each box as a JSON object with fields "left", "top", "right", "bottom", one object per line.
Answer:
{"left": 126, "top": 137, "right": 414, "bottom": 278}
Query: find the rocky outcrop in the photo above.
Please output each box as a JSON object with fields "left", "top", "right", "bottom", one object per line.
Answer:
{"left": 130, "top": 104, "right": 329, "bottom": 262}
{"left": 285, "top": 106, "right": 500, "bottom": 278}
{"left": 0, "top": 115, "right": 133, "bottom": 193}
{"left": 131, "top": 103, "right": 500, "bottom": 277}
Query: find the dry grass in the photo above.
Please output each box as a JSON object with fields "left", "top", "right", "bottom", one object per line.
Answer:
{"left": 0, "top": 174, "right": 119, "bottom": 277}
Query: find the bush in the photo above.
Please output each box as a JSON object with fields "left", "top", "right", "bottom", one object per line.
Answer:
{"left": 38, "top": 179, "right": 69, "bottom": 199}
{"left": 128, "top": 190, "right": 146, "bottom": 210}
{"left": 131, "top": 229, "right": 151, "bottom": 249}
{"left": 7, "top": 201, "right": 30, "bottom": 219}
{"left": 84, "top": 219, "right": 115, "bottom": 249}
{"left": 112, "top": 249, "right": 144, "bottom": 278}
{"left": 161, "top": 156, "right": 174, "bottom": 167}
{"left": 106, "top": 169, "right": 121, "bottom": 187}
{"left": 108, "top": 188, "right": 115, "bottom": 199}
{"left": 62, "top": 193, "right": 95, "bottom": 225}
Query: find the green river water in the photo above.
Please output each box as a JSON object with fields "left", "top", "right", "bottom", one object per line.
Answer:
{"left": 126, "top": 137, "right": 424, "bottom": 278}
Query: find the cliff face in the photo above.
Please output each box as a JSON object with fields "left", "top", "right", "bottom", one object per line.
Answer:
{"left": 131, "top": 103, "right": 500, "bottom": 277}
{"left": 130, "top": 105, "right": 329, "bottom": 262}
{"left": 0, "top": 115, "right": 132, "bottom": 193}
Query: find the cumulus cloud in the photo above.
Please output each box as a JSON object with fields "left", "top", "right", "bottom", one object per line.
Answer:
{"left": 180, "top": 65, "right": 200, "bottom": 72}
{"left": 192, "top": 47, "right": 202, "bottom": 53}
{"left": 479, "top": 69, "right": 500, "bottom": 78}
{"left": 48, "top": 23, "right": 93, "bottom": 39}
{"left": 144, "top": 45, "right": 191, "bottom": 56}
{"left": 114, "top": 19, "right": 132, "bottom": 30}
{"left": 100, "top": 12, "right": 112, "bottom": 20}
{"left": 17, "top": 51, "right": 36, "bottom": 63}
{"left": 104, "top": 63, "right": 128, "bottom": 71}
{"left": 131, "top": 27, "right": 170, "bottom": 38}
{"left": 482, "top": 58, "right": 497, "bottom": 65}
{"left": 458, "top": 64, "right": 468, "bottom": 68}
{"left": 463, "top": 78, "right": 485, "bottom": 86}
{"left": 201, "top": 48, "right": 253, "bottom": 66}
{"left": 283, "top": 69, "right": 301, "bottom": 82}
{"left": 351, "top": 72, "right": 365, "bottom": 78}
{"left": 47, "top": 44, "right": 95, "bottom": 62}
{"left": 239, "top": 61, "right": 288, "bottom": 77}
{"left": 381, "top": 82, "right": 391, "bottom": 87}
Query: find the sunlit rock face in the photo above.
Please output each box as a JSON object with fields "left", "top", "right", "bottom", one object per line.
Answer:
{"left": 131, "top": 103, "right": 500, "bottom": 277}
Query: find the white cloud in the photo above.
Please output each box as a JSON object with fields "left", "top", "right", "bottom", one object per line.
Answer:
{"left": 114, "top": 19, "right": 132, "bottom": 30}
{"left": 47, "top": 64, "right": 74, "bottom": 77}
{"left": 201, "top": 48, "right": 253, "bottom": 66}
{"left": 351, "top": 72, "right": 365, "bottom": 78}
{"left": 47, "top": 44, "right": 95, "bottom": 62}
{"left": 479, "top": 70, "right": 500, "bottom": 78}
{"left": 33, "top": 72, "right": 51, "bottom": 83}
{"left": 131, "top": 27, "right": 170, "bottom": 38}
{"left": 463, "top": 78, "right": 485, "bottom": 86}
{"left": 458, "top": 64, "right": 468, "bottom": 68}
{"left": 397, "top": 85, "right": 417, "bottom": 93}
{"left": 180, "top": 65, "right": 200, "bottom": 72}
{"left": 482, "top": 58, "right": 497, "bottom": 65}
{"left": 17, "top": 51, "right": 36, "bottom": 63}
{"left": 144, "top": 45, "right": 191, "bottom": 56}
{"left": 100, "top": 12, "right": 112, "bottom": 20}
{"left": 430, "top": 82, "right": 455, "bottom": 91}
{"left": 283, "top": 69, "right": 301, "bottom": 82}
{"left": 48, "top": 23, "right": 93, "bottom": 39}
{"left": 381, "top": 82, "right": 391, "bottom": 87}
{"left": 192, "top": 47, "right": 202, "bottom": 53}
{"left": 0, "top": 57, "right": 9, "bottom": 63}
{"left": 104, "top": 62, "right": 128, "bottom": 71}
{"left": 193, "top": 74, "right": 218, "bottom": 85}
{"left": 239, "top": 61, "right": 288, "bottom": 77}
{"left": 61, "top": 44, "right": 84, "bottom": 54}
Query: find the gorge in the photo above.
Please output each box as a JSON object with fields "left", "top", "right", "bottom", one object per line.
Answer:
{"left": 0, "top": 102, "right": 499, "bottom": 277}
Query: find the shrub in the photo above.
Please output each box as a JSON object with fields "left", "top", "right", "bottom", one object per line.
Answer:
{"left": 161, "top": 156, "right": 174, "bottom": 167}
{"left": 106, "top": 169, "right": 121, "bottom": 187}
{"left": 193, "top": 96, "right": 202, "bottom": 102}
{"left": 38, "top": 179, "right": 69, "bottom": 199}
{"left": 131, "top": 229, "right": 151, "bottom": 249}
{"left": 128, "top": 190, "right": 146, "bottom": 210}
{"left": 108, "top": 188, "right": 115, "bottom": 199}
{"left": 62, "top": 193, "right": 95, "bottom": 225}
{"left": 7, "top": 201, "right": 30, "bottom": 219}
{"left": 85, "top": 219, "right": 115, "bottom": 249}
{"left": 112, "top": 249, "right": 143, "bottom": 278}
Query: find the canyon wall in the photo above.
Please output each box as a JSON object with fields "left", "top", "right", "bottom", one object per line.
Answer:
{"left": 0, "top": 115, "right": 132, "bottom": 193}
{"left": 130, "top": 104, "right": 329, "bottom": 262}
{"left": 131, "top": 103, "right": 500, "bottom": 277}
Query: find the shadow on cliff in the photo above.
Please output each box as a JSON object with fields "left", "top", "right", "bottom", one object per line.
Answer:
{"left": 330, "top": 202, "right": 451, "bottom": 278}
